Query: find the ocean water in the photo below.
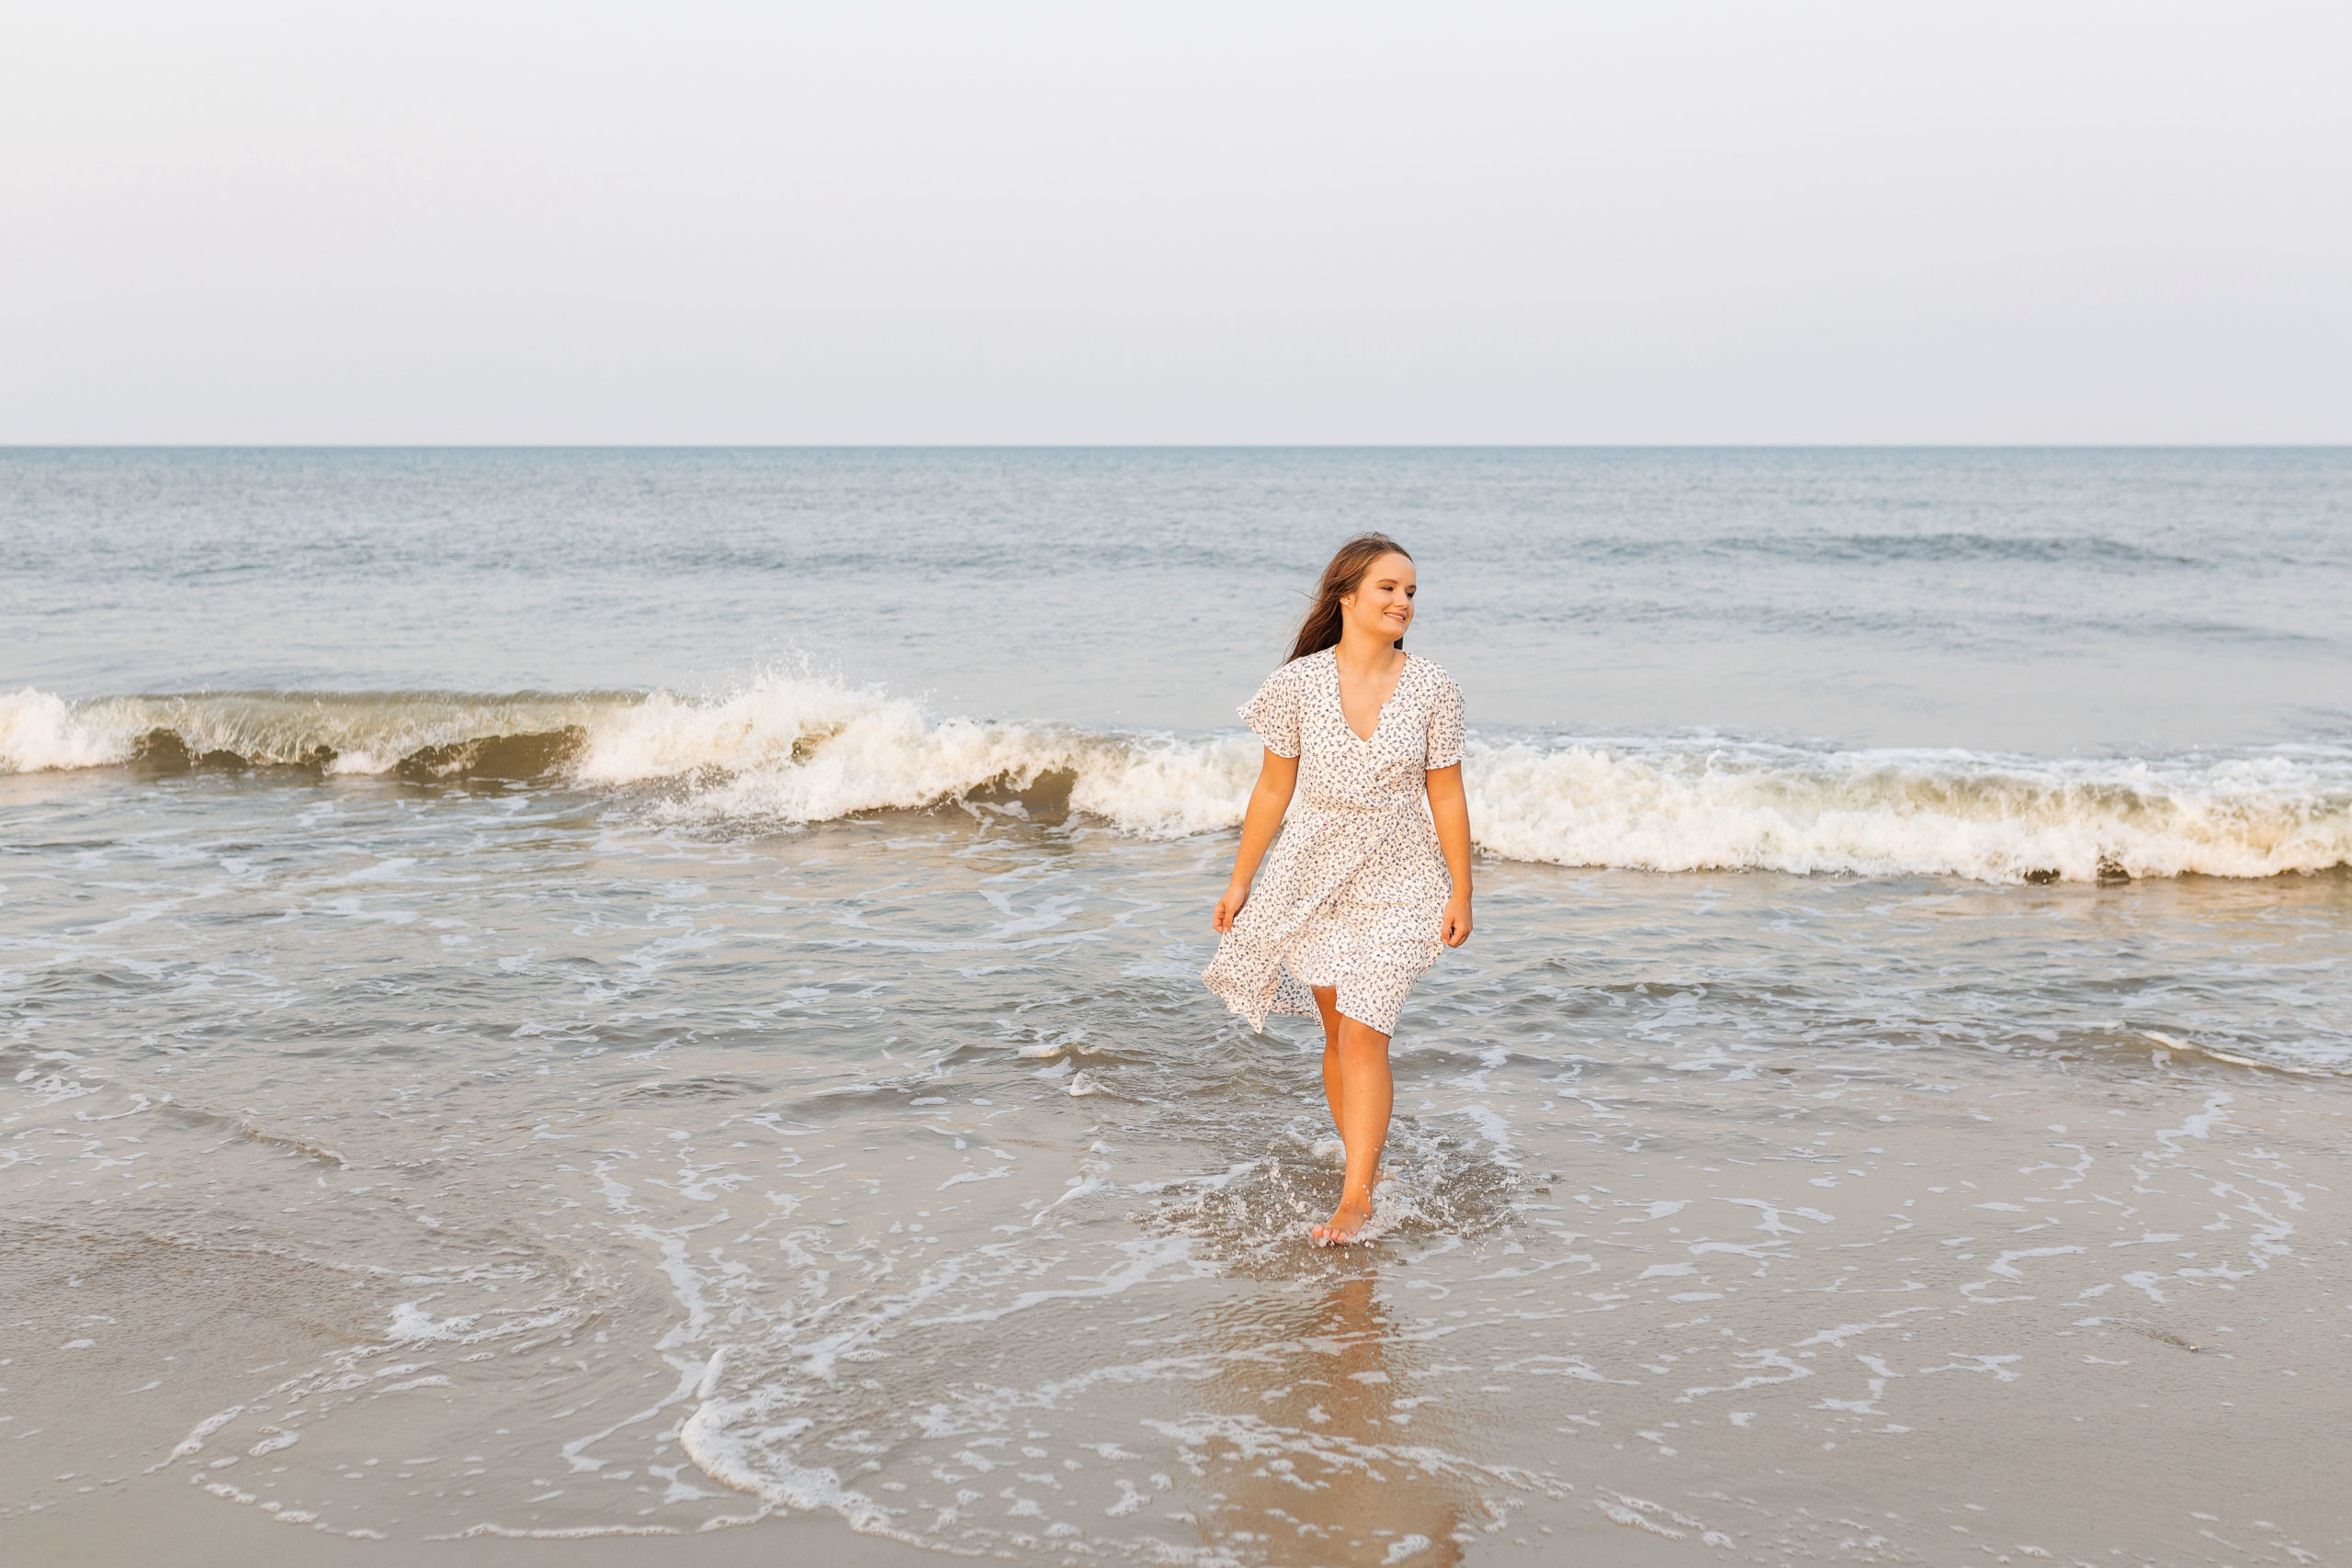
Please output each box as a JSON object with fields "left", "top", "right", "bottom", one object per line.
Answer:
{"left": 3, "top": 448, "right": 2349, "bottom": 1562}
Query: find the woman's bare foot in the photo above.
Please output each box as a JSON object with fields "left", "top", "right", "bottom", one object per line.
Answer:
{"left": 1310, "top": 1196, "right": 1376, "bottom": 1246}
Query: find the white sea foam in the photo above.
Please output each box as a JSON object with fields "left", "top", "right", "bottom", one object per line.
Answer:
{"left": 570, "top": 680, "right": 879, "bottom": 784}
{"left": 1465, "top": 738, "right": 2352, "bottom": 882}
{"left": 5, "top": 679, "right": 2347, "bottom": 883}
{"left": 0, "top": 687, "right": 138, "bottom": 772}
{"left": 676, "top": 1397, "right": 900, "bottom": 1538}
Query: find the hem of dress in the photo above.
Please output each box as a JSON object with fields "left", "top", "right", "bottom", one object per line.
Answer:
{"left": 1206, "top": 982, "right": 1317, "bottom": 1035}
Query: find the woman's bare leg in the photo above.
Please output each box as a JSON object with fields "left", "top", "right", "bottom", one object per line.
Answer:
{"left": 1311, "top": 985, "right": 1346, "bottom": 1133}
{"left": 1310, "top": 1008, "right": 1393, "bottom": 1245}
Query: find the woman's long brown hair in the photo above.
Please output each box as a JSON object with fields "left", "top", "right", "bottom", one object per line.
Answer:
{"left": 1287, "top": 533, "right": 1413, "bottom": 662}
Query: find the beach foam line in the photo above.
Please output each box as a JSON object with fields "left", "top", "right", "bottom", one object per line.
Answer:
{"left": 1464, "top": 737, "right": 2352, "bottom": 883}
{"left": 5, "top": 679, "right": 2347, "bottom": 883}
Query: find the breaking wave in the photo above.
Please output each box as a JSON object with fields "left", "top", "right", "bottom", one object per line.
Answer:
{"left": 5, "top": 678, "right": 2347, "bottom": 885}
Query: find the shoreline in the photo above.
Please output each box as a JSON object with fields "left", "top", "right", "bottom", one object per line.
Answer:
{"left": 4, "top": 1487, "right": 946, "bottom": 1567}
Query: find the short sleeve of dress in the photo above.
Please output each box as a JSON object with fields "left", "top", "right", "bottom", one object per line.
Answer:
{"left": 1425, "top": 672, "right": 1465, "bottom": 770}
{"left": 1239, "top": 665, "right": 1302, "bottom": 759}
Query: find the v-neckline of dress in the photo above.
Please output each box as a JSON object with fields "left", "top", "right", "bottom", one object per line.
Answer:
{"left": 1332, "top": 649, "right": 1409, "bottom": 746}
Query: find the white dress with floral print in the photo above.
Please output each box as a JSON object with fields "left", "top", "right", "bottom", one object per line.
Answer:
{"left": 1202, "top": 648, "right": 1466, "bottom": 1036}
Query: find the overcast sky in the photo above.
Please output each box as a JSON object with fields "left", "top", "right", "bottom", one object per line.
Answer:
{"left": 3, "top": 2, "right": 2346, "bottom": 444}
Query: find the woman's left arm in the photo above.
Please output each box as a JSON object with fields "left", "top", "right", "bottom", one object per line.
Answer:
{"left": 1426, "top": 763, "right": 1473, "bottom": 947}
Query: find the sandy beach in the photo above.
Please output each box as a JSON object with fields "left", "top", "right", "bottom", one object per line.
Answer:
{"left": 9, "top": 1013, "right": 2346, "bottom": 1564}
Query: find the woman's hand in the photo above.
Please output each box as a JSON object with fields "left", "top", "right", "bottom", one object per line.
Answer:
{"left": 1213, "top": 877, "right": 1252, "bottom": 933}
{"left": 1440, "top": 893, "right": 1473, "bottom": 948}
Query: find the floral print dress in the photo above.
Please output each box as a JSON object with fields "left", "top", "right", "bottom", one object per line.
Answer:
{"left": 1202, "top": 648, "right": 1466, "bottom": 1035}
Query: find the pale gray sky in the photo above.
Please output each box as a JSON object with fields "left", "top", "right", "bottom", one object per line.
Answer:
{"left": 3, "top": 1, "right": 2346, "bottom": 444}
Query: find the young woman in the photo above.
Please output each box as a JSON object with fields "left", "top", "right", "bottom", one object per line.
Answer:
{"left": 1203, "top": 534, "right": 1474, "bottom": 1245}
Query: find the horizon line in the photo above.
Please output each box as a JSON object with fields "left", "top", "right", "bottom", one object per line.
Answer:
{"left": 4, "top": 441, "right": 2348, "bottom": 453}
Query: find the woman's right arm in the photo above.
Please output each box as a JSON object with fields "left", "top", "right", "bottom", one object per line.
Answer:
{"left": 1213, "top": 750, "right": 1299, "bottom": 932}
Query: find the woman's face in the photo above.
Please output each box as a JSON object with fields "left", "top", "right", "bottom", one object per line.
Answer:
{"left": 1340, "top": 551, "right": 1417, "bottom": 644}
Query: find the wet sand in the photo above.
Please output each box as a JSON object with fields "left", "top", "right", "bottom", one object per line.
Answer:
{"left": 8, "top": 1032, "right": 2346, "bottom": 1565}
{"left": 11, "top": 1149, "right": 2345, "bottom": 1568}
{"left": 5, "top": 1487, "right": 944, "bottom": 1566}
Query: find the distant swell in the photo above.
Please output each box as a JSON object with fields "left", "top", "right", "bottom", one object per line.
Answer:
{"left": 6, "top": 681, "right": 2347, "bottom": 885}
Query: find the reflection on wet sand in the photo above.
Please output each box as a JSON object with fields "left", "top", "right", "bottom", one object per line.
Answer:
{"left": 1178, "top": 1270, "right": 1471, "bottom": 1567}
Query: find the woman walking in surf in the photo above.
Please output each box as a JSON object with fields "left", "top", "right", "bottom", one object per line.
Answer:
{"left": 1204, "top": 534, "right": 1475, "bottom": 1245}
